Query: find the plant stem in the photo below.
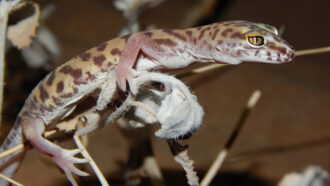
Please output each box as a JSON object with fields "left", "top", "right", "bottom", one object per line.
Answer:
{"left": 0, "top": 0, "right": 11, "bottom": 129}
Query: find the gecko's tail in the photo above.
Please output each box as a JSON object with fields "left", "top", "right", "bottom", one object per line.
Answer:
{"left": 0, "top": 121, "right": 27, "bottom": 185}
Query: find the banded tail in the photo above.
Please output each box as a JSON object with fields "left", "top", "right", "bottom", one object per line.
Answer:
{"left": 0, "top": 121, "right": 27, "bottom": 185}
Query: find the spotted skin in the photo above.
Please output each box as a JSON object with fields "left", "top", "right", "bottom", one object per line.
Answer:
{"left": 116, "top": 20, "right": 295, "bottom": 91}
{"left": 0, "top": 20, "right": 294, "bottom": 185}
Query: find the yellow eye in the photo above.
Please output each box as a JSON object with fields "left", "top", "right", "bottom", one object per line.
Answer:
{"left": 247, "top": 35, "right": 264, "bottom": 46}
{"left": 246, "top": 32, "right": 265, "bottom": 47}
{"left": 248, "top": 36, "right": 264, "bottom": 46}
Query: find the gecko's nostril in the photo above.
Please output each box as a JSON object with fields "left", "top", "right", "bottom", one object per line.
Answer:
{"left": 287, "top": 50, "right": 295, "bottom": 59}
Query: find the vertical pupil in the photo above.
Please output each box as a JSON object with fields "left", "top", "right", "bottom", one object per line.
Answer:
{"left": 248, "top": 36, "right": 263, "bottom": 46}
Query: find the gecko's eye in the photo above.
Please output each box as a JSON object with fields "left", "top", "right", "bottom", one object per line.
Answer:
{"left": 246, "top": 32, "right": 265, "bottom": 47}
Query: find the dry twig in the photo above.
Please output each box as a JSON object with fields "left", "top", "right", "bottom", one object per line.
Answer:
{"left": 0, "top": 0, "right": 23, "bottom": 129}
{"left": 200, "top": 90, "right": 261, "bottom": 186}
{"left": 0, "top": 173, "right": 23, "bottom": 186}
{"left": 73, "top": 135, "right": 109, "bottom": 186}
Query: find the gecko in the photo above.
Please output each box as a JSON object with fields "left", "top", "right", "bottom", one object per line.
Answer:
{"left": 0, "top": 20, "right": 294, "bottom": 185}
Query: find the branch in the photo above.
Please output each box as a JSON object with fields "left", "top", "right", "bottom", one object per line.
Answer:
{"left": 0, "top": 0, "right": 25, "bottom": 128}
{"left": 200, "top": 90, "right": 261, "bottom": 186}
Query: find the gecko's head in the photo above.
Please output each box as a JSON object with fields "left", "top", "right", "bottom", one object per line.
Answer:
{"left": 210, "top": 21, "right": 295, "bottom": 64}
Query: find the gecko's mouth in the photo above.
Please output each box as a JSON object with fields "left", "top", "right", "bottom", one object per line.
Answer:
{"left": 259, "top": 51, "right": 294, "bottom": 63}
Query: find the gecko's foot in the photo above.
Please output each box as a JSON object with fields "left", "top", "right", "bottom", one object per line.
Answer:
{"left": 52, "top": 148, "right": 89, "bottom": 185}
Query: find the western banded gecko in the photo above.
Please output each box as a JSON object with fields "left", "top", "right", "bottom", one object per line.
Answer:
{"left": 0, "top": 21, "right": 294, "bottom": 185}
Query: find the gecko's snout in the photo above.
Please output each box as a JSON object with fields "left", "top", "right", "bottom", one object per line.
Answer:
{"left": 283, "top": 49, "right": 295, "bottom": 62}
{"left": 287, "top": 50, "right": 295, "bottom": 59}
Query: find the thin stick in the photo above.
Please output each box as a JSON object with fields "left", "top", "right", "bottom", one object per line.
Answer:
{"left": 73, "top": 134, "right": 109, "bottom": 186}
{"left": 0, "top": 144, "right": 24, "bottom": 159}
{"left": 0, "top": 0, "right": 16, "bottom": 129}
{"left": 0, "top": 173, "right": 23, "bottom": 186}
{"left": 143, "top": 156, "right": 166, "bottom": 186}
{"left": 295, "top": 46, "right": 330, "bottom": 56}
{"left": 200, "top": 90, "right": 261, "bottom": 186}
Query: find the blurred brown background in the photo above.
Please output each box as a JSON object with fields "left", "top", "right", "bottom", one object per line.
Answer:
{"left": 2, "top": 0, "right": 329, "bottom": 185}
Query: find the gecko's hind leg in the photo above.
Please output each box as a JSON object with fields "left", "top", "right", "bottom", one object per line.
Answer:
{"left": 22, "top": 117, "right": 89, "bottom": 185}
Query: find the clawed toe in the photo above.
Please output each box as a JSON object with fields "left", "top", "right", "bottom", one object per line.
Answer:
{"left": 53, "top": 148, "right": 90, "bottom": 185}
{"left": 69, "top": 164, "right": 89, "bottom": 176}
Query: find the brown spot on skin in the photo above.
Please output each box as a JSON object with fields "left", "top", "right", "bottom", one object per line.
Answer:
{"left": 217, "top": 40, "right": 223, "bottom": 45}
{"left": 267, "top": 41, "right": 276, "bottom": 48}
{"left": 52, "top": 96, "right": 63, "bottom": 106}
{"left": 120, "top": 34, "right": 132, "bottom": 42}
{"left": 143, "top": 32, "right": 153, "bottom": 38}
{"left": 93, "top": 55, "right": 106, "bottom": 66}
{"left": 46, "top": 71, "right": 56, "bottom": 86}
{"left": 162, "top": 29, "right": 186, "bottom": 41}
{"left": 221, "top": 28, "right": 233, "bottom": 37}
{"left": 30, "top": 101, "right": 37, "bottom": 109}
{"left": 39, "top": 85, "right": 49, "bottom": 102}
{"left": 267, "top": 42, "right": 287, "bottom": 54}
{"left": 61, "top": 92, "right": 73, "bottom": 98}
{"left": 80, "top": 52, "right": 91, "bottom": 61}
{"left": 56, "top": 81, "right": 64, "bottom": 93}
{"left": 278, "top": 47, "right": 287, "bottom": 54}
{"left": 97, "top": 42, "right": 107, "bottom": 51}
{"left": 267, "top": 56, "right": 272, "bottom": 61}
{"left": 198, "top": 27, "right": 211, "bottom": 40}
{"left": 267, "top": 52, "right": 271, "bottom": 56}
{"left": 231, "top": 32, "right": 245, "bottom": 39}
{"left": 40, "top": 104, "right": 54, "bottom": 112}
{"left": 255, "top": 50, "right": 260, "bottom": 56}
{"left": 192, "top": 37, "right": 197, "bottom": 45}
{"left": 153, "top": 39, "right": 177, "bottom": 47}
{"left": 59, "top": 65, "right": 73, "bottom": 74}
{"left": 111, "top": 48, "right": 121, "bottom": 56}
{"left": 33, "top": 96, "right": 38, "bottom": 103}
{"left": 59, "top": 65, "right": 83, "bottom": 84}
{"left": 86, "top": 71, "right": 96, "bottom": 81}
{"left": 185, "top": 30, "right": 192, "bottom": 38}
{"left": 196, "top": 26, "right": 203, "bottom": 31}
{"left": 73, "top": 87, "right": 78, "bottom": 94}
{"left": 71, "top": 69, "right": 82, "bottom": 80}
{"left": 212, "top": 29, "right": 220, "bottom": 40}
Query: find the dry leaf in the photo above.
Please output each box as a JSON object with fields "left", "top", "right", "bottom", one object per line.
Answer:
{"left": 7, "top": 2, "right": 40, "bottom": 49}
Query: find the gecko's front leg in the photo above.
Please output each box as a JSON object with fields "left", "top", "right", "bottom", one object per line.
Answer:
{"left": 22, "top": 117, "right": 89, "bottom": 185}
{"left": 116, "top": 33, "right": 164, "bottom": 92}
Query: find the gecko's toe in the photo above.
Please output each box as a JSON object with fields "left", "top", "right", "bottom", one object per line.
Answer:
{"left": 69, "top": 164, "right": 89, "bottom": 176}
{"left": 71, "top": 156, "right": 89, "bottom": 164}
{"left": 68, "top": 149, "right": 83, "bottom": 155}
